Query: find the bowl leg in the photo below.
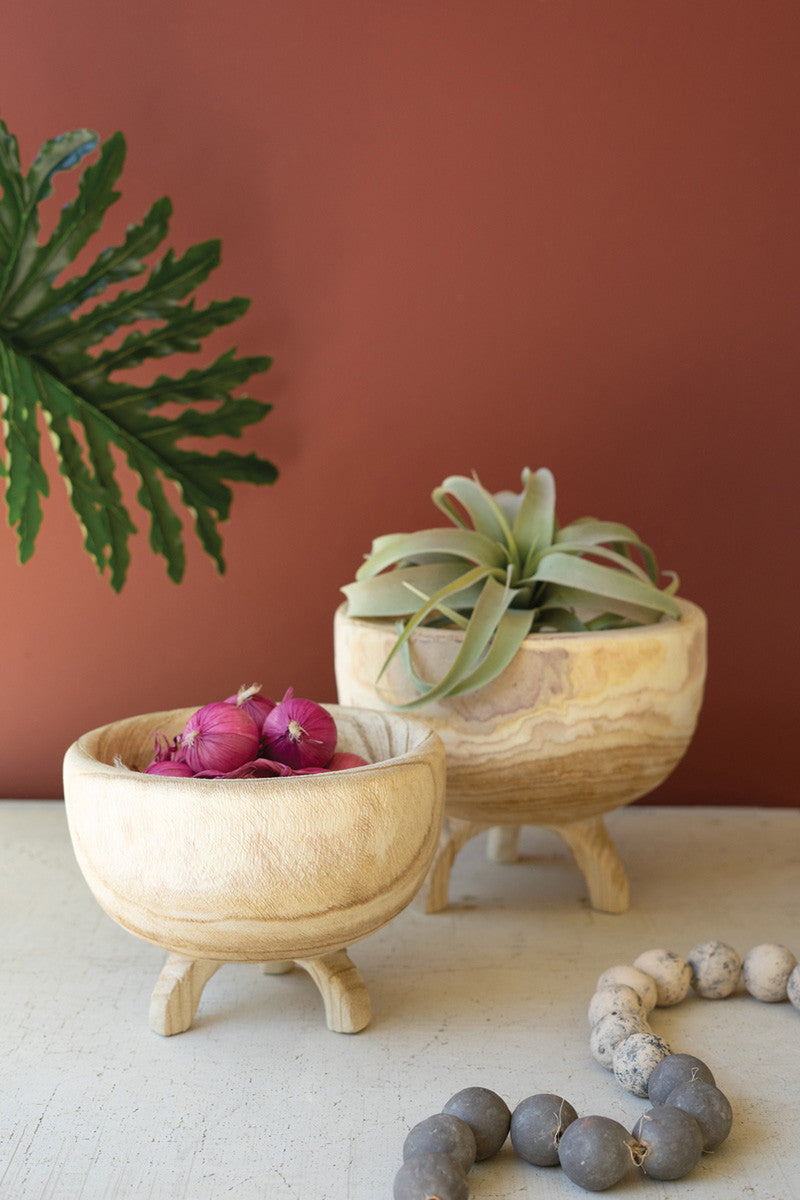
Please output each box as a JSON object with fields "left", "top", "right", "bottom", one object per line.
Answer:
{"left": 295, "top": 950, "right": 371, "bottom": 1033}
{"left": 149, "top": 953, "right": 222, "bottom": 1036}
{"left": 423, "top": 817, "right": 492, "bottom": 913}
{"left": 545, "top": 814, "right": 630, "bottom": 913}
{"left": 486, "top": 824, "right": 521, "bottom": 862}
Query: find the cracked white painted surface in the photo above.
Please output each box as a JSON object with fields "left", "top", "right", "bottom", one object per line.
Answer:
{"left": 2, "top": 802, "right": 799, "bottom": 1199}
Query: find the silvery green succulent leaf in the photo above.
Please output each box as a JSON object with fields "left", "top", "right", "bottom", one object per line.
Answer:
{"left": 344, "top": 466, "right": 682, "bottom": 706}
{"left": 342, "top": 561, "right": 487, "bottom": 617}
{"left": 0, "top": 116, "right": 276, "bottom": 589}
{"left": 432, "top": 473, "right": 514, "bottom": 546}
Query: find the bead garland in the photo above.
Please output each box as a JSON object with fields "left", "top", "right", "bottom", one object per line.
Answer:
{"left": 392, "top": 940, "right": 800, "bottom": 1198}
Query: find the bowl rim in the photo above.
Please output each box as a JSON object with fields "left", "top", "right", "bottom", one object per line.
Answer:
{"left": 335, "top": 596, "right": 705, "bottom": 650}
{"left": 64, "top": 701, "right": 444, "bottom": 788}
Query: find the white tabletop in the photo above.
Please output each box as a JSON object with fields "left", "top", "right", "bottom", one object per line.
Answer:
{"left": 2, "top": 801, "right": 799, "bottom": 1200}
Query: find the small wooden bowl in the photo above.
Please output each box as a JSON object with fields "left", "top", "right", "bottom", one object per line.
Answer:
{"left": 63, "top": 704, "right": 445, "bottom": 1035}
{"left": 334, "top": 600, "right": 707, "bottom": 914}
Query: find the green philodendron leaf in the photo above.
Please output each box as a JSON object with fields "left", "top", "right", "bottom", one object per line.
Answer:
{"left": 0, "top": 127, "right": 99, "bottom": 302}
{"left": 0, "top": 116, "right": 277, "bottom": 588}
{"left": 0, "top": 342, "right": 50, "bottom": 561}
{"left": 25, "top": 195, "right": 172, "bottom": 336}
{"left": 3, "top": 132, "right": 125, "bottom": 322}
{"left": 40, "top": 240, "right": 223, "bottom": 368}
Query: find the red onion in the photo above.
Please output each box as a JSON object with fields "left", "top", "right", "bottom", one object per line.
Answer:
{"left": 140, "top": 685, "right": 355, "bottom": 780}
{"left": 224, "top": 683, "right": 276, "bottom": 730}
{"left": 289, "top": 753, "right": 367, "bottom": 775}
{"left": 180, "top": 701, "right": 260, "bottom": 775}
{"left": 326, "top": 751, "right": 369, "bottom": 771}
{"left": 261, "top": 689, "right": 337, "bottom": 770}
{"left": 145, "top": 759, "right": 194, "bottom": 777}
{"left": 288, "top": 754, "right": 367, "bottom": 775}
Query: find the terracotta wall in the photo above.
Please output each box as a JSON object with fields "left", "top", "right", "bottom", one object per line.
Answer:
{"left": 1, "top": 1, "right": 798, "bottom": 802}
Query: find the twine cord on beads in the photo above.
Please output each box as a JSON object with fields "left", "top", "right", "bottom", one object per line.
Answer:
{"left": 392, "top": 940, "right": 799, "bottom": 1197}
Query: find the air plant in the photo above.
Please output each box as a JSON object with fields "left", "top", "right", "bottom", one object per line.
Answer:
{"left": 341, "top": 467, "right": 681, "bottom": 708}
{"left": 0, "top": 115, "right": 277, "bottom": 589}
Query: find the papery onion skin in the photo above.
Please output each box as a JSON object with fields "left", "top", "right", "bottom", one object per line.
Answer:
{"left": 180, "top": 702, "right": 261, "bottom": 774}
{"left": 224, "top": 683, "right": 276, "bottom": 730}
{"left": 194, "top": 758, "right": 293, "bottom": 779}
{"left": 144, "top": 759, "right": 194, "bottom": 777}
{"left": 151, "top": 731, "right": 184, "bottom": 763}
{"left": 261, "top": 691, "right": 338, "bottom": 769}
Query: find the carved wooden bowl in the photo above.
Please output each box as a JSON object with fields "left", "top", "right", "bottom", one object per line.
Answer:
{"left": 334, "top": 600, "right": 707, "bottom": 914}
{"left": 63, "top": 704, "right": 445, "bottom": 1035}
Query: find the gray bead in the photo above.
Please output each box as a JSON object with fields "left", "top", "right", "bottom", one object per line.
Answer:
{"left": 558, "top": 1115, "right": 635, "bottom": 1191}
{"left": 510, "top": 1093, "right": 578, "bottom": 1166}
{"left": 647, "top": 1053, "right": 715, "bottom": 1105}
{"left": 665, "top": 1080, "right": 733, "bottom": 1150}
{"left": 393, "top": 1152, "right": 470, "bottom": 1200}
{"left": 442, "top": 1087, "right": 510, "bottom": 1160}
{"left": 403, "top": 1113, "right": 477, "bottom": 1174}
{"left": 632, "top": 1105, "right": 704, "bottom": 1179}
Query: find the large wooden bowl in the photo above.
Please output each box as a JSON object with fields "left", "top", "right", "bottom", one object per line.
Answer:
{"left": 334, "top": 600, "right": 707, "bottom": 913}
{"left": 63, "top": 704, "right": 445, "bottom": 1034}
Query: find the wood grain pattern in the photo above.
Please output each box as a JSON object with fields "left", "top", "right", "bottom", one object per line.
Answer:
{"left": 149, "top": 952, "right": 371, "bottom": 1036}
{"left": 422, "top": 813, "right": 631, "bottom": 915}
{"left": 63, "top": 705, "right": 445, "bottom": 1032}
{"left": 64, "top": 705, "right": 445, "bottom": 962}
{"left": 295, "top": 951, "right": 372, "bottom": 1033}
{"left": 334, "top": 600, "right": 706, "bottom": 911}
{"left": 149, "top": 954, "right": 222, "bottom": 1036}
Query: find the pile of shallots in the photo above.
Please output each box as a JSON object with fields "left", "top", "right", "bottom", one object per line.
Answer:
{"left": 143, "top": 685, "right": 368, "bottom": 779}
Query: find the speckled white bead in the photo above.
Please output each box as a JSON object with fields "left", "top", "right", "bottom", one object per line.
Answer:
{"left": 588, "top": 983, "right": 645, "bottom": 1027}
{"left": 743, "top": 943, "right": 798, "bottom": 1003}
{"left": 633, "top": 948, "right": 692, "bottom": 1007}
{"left": 788, "top": 964, "right": 800, "bottom": 1012}
{"left": 590, "top": 1011, "right": 649, "bottom": 1071}
{"left": 596, "top": 965, "right": 657, "bottom": 1014}
{"left": 612, "top": 1031, "right": 671, "bottom": 1098}
{"left": 687, "top": 940, "right": 742, "bottom": 999}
